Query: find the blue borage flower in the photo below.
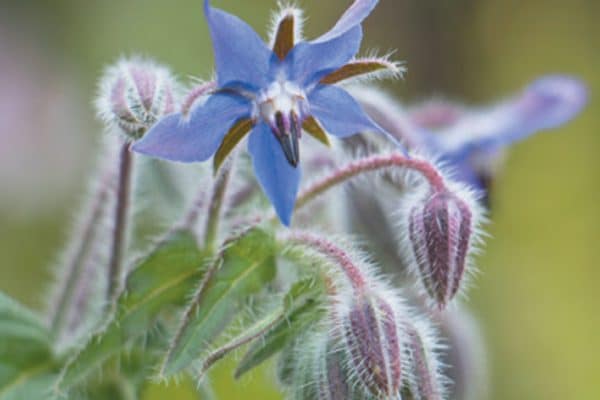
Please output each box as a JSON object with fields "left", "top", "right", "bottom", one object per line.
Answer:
{"left": 132, "top": 0, "right": 404, "bottom": 225}
{"left": 421, "top": 75, "right": 588, "bottom": 189}
{"left": 355, "top": 75, "right": 587, "bottom": 192}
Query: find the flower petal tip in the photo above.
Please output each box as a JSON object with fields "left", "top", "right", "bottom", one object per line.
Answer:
{"left": 279, "top": 211, "right": 293, "bottom": 227}
{"left": 203, "top": 0, "right": 211, "bottom": 14}
{"left": 314, "top": 0, "right": 379, "bottom": 43}
{"left": 202, "top": 0, "right": 271, "bottom": 88}
{"left": 248, "top": 123, "right": 301, "bottom": 227}
{"left": 523, "top": 75, "right": 588, "bottom": 128}
{"left": 130, "top": 113, "right": 183, "bottom": 159}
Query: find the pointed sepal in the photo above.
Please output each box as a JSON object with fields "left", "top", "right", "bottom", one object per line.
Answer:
{"left": 303, "top": 116, "right": 331, "bottom": 147}
{"left": 213, "top": 117, "right": 255, "bottom": 173}
{"left": 320, "top": 57, "right": 404, "bottom": 85}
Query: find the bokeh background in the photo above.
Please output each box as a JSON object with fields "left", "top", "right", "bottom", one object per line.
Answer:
{"left": 0, "top": 0, "right": 598, "bottom": 399}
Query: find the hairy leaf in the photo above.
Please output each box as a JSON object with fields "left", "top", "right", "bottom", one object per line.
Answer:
{"left": 56, "top": 230, "right": 206, "bottom": 391}
{"left": 161, "top": 228, "right": 277, "bottom": 377}
{"left": 0, "top": 291, "right": 59, "bottom": 400}
{"left": 234, "top": 278, "right": 325, "bottom": 378}
{"left": 196, "top": 308, "right": 283, "bottom": 379}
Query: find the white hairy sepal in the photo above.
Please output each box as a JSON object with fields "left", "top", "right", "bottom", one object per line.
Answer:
{"left": 268, "top": 2, "right": 305, "bottom": 48}
{"left": 335, "top": 53, "right": 406, "bottom": 85}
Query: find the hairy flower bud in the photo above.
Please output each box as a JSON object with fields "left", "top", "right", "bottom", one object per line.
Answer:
{"left": 96, "top": 57, "right": 177, "bottom": 139}
{"left": 284, "top": 334, "right": 372, "bottom": 400}
{"left": 279, "top": 333, "right": 347, "bottom": 400}
{"left": 319, "top": 341, "right": 364, "bottom": 400}
{"left": 340, "top": 290, "right": 404, "bottom": 397}
{"left": 404, "top": 185, "right": 480, "bottom": 309}
{"left": 404, "top": 320, "right": 446, "bottom": 400}
{"left": 322, "top": 362, "right": 349, "bottom": 399}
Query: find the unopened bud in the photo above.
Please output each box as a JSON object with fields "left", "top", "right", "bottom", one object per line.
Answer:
{"left": 285, "top": 334, "right": 368, "bottom": 400}
{"left": 96, "top": 57, "right": 177, "bottom": 139}
{"left": 404, "top": 320, "right": 445, "bottom": 400}
{"left": 281, "top": 334, "right": 350, "bottom": 400}
{"left": 317, "top": 343, "right": 351, "bottom": 400}
{"left": 341, "top": 291, "right": 404, "bottom": 397}
{"left": 406, "top": 187, "right": 478, "bottom": 309}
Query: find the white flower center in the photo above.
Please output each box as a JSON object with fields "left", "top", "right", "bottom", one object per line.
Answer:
{"left": 254, "top": 80, "right": 307, "bottom": 167}
{"left": 256, "top": 80, "right": 307, "bottom": 124}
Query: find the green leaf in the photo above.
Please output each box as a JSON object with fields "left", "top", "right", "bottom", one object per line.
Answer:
{"left": 161, "top": 228, "right": 277, "bottom": 377}
{"left": 234, "top": 278, "right": 325, "bottom": 378}
{"left": 196, "top": 308, "right": 284, "bottom": 379}
{"left": 0, "top": 291, "right": 59, "bottom": 400}
{"left": 57, "top": 230, "right": 207, "bottom": 391}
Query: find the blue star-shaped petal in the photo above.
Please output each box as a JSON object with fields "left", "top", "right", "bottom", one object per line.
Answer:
{"left": 132, "top": 0, "right": 403, "bottom": 226}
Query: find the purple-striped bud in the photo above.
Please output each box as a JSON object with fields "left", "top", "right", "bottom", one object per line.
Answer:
{"left": 404, "top": 321, "right": 446, "bottom": 400}
{"left": 282, "top": 335, "right": 353, "bottom": 400}
{"left": 341, "top": 291, "right": 404, "bottom": 397}
{"left": 96, "top": 57, "right": 177, "bottom": 139}
{"left": 315, "top": 342, "right": 352, "bottom": 400}
{"left": 405, "top": 187, "right": 478, "bottom": 309}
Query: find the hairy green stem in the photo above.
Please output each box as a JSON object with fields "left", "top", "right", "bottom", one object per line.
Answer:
{"left": 49, "top": 170, "right": 113, "bottom": 336}
{"left": 107, "top": 142, "right": 133, "bottom": 302}
{"left": 203, "top": 158, "right": 234, "bottom": 250}
{"left": 198, "top": 310, "right": 284, "bottom": 380}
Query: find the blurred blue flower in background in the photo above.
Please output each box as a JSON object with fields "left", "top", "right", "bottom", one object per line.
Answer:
{"left": 414, "top": 75, "right": 588, "bottom": 191}
{"left": 355, "top": 74, "right": 587, "bottom": 199}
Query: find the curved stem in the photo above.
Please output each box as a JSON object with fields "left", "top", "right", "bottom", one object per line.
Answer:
{"left": 178, "top": 188, "right": 208, "bottom": 232}
{"left": 181, "top": 81, "right": 217, "bottom": 115}
{"left": 295, "top": 152, "right": 446, "bottom": 210}
{"left": 107, "top": 142, "right": 133, "bottom": 302}
{"left": 198, "top": 310, "right": 283, "bottom": 380}
{"left": 203, "top": 158, "right": 234, "bottom": 250}
{"left": 287, "top": 231, "right": 367, "bottom": 290}
{"left": 226, "top": 183, "right": 258, "bottom": 212}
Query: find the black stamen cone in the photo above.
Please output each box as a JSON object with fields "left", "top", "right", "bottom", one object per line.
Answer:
{"left": 273, "top": 111, "right": 300, "bottom": 167}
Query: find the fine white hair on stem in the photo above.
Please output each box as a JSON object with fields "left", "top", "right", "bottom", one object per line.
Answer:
{"left": 45, "top": 135, "right": 120, "bottom": 352}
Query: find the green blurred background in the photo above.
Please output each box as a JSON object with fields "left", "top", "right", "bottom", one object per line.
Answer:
{"left": 0, "top": 0, "right": 597, "bottom": 399}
